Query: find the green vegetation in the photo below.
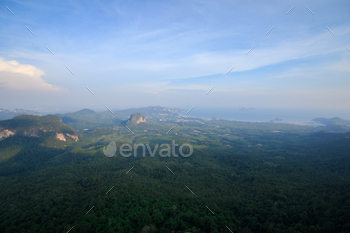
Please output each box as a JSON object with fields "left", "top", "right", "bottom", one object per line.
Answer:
{"left": 0, "top": 115, "right": 75, "bottom": 135}
{"left": 0, "top": 115, "right": 77, "bottom": 162}
{"left": 0, "top": 109, "right": 349, "bottom": 232}
{"left": 312, "top": 117, "right": 350, "bottom": 132}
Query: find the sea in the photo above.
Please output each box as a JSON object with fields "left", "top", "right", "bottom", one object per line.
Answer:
{"left": 179, "top": 107, "right": 350, "bottom": 123}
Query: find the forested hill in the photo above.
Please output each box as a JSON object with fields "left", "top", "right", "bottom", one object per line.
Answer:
{"left": 56, "top": 109, "right": 119, "bottom": 130}
{"left": 312, "top": 117, "right": 350, "bottom": 132}
{"left": 0, "top": 113, "right": 350, "bottom": 232}
{"left": 0, "top": 115, "right": 75, "bottom": 135}
{"left": 56, "top": 106, "right": 182, "bottom": 130}
{"left": 0, "top": 115, "right": 78, "bottom": 167}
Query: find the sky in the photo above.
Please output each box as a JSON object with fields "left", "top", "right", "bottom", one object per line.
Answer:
{"left": 1, "top": 0, "right": 350, "bottom": 114}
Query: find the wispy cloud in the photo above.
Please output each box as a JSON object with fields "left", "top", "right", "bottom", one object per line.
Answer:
{"left": 1, "top": 0, "right": 350, "bottom": 110}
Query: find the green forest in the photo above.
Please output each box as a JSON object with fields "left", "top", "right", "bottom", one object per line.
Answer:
{"left": 0, "top": 111, "right": 350, "bottom": 233}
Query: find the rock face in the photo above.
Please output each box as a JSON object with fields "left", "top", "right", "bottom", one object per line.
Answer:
{"left": 128, "top": 112, "right": 146, "bottom": 125}
{"left": 56, "top": 133, "right": 66, "bottom": 141}
{"left": 56, "top": 133, "right": 79, "bottom": 142}
{"left": 0, "top": 115, "right": 79, "bottom": 142}
{"left": 0, "top": 129, "right": 15, "bottom": 139}
{"left": 136, "top": 117, "right": 146, "bottom": 124}
{"left": 66, "top": 133, "right": 78, "bottom": 141}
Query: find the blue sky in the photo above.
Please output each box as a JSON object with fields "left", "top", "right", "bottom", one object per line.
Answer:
{"left": 1, "top": 0, "right": 350, "bottom": 112}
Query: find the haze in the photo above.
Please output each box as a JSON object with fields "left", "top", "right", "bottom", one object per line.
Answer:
{"left": 1, "top": 0, "right": 350, "bottom": 114}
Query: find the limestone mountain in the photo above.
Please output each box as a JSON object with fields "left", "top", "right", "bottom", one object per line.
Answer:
{"left": 0, "top": 115, "right": 81, "bottom": 169}
{"left": 126, "top": 112, "right": 147, "bottom": 125}
{"left": 100, "top": 106, "right": 184, "bottom": 119}
{"left": 0, "top": 115, "right": 78, "bottom": 142}
{"left": 56, "top": 107, "right": 182, "bottom": 130}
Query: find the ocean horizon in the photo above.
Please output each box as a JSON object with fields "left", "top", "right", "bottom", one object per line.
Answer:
{"left": 179, "top": 107, "right": 350, "bottom": 123}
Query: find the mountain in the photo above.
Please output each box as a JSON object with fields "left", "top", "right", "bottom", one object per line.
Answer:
{"left": 56, "top": 106, "right": 183, "bottom": 130}
{"left": 0, "top": 114, "right": 80, "bottom": 176}
{"left": 313, "top": 117, "right": 350, "bottom": 126}
{"left": 100, "top": 106, "right": 184, "bottom": 119}
{"left": 0, "top": 115, "right": 77, "bottom": 138}
{"left": 0, "top": 115, "right": 79, "bottom": 164}
{"left": 312, "top": 117, "right": 350, "bottom": 133}
{"left": 60, "top": 109, "right": 103, "bottom": 120}
{"left": 56, "top": 109, "right": 120, "bottom": 130}
{"left": 1, "top": 109, "right": 350, "bottom": 232}
{"left": 126, "top": 112, "right": 146, "bottom": 125}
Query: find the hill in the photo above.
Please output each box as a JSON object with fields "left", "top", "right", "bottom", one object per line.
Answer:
{"left": 100, "top": 106, "right": 183, "bottom": 119}
{"left": 56, "top": 109, "right": 121, "bottom": 130}
{"left": 56, "top": 106, "right": 183, "bottom": 130}
{"left": 0, "top": 111, "right": 350, "bottom": 232}
{"left": 0, "top": 115, "right": 78, "bottom": 164}
{"left": 0, "top": 115, "right": 76, "bottom": 139}
{"left": 126, "top": 112, "right": 146, "bottom": 125}
{"left": 312, "top": 117, "right": 350, "bottom": 133}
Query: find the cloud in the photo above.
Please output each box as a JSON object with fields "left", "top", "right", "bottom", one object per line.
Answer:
{"left": 0, "top": 58, "right": 61, "bottom": 91}
{"left": 83, "top": 24, "right": 350, "bottom": 85}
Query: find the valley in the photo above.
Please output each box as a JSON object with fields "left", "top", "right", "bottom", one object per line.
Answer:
{"left": 0, "top": 107, "right": 349, "bottom": 233}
